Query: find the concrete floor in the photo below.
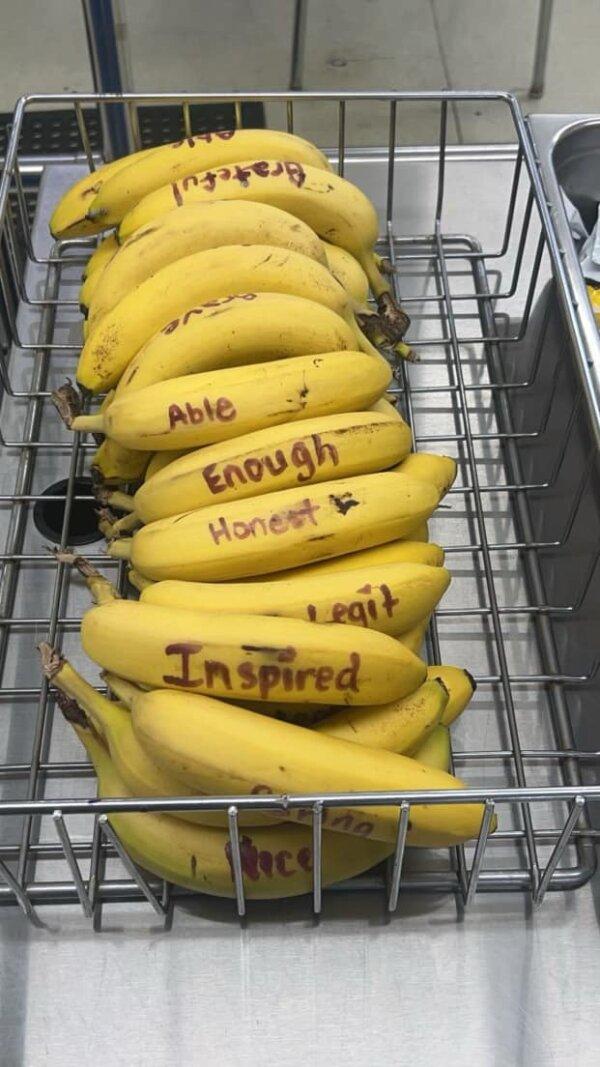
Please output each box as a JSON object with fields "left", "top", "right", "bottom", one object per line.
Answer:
{"left": 1, "top": 0, "right": 597, "bottom": 145}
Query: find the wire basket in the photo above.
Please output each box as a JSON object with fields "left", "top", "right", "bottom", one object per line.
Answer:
{"left": 0, "top": 90, "right": 599, "bottom": 927}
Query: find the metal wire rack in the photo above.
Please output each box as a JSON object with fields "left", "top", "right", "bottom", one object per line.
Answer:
{"left": 0, "top": 90, "right": 599, "bottom": 927}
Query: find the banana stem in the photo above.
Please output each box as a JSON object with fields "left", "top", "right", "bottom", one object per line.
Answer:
{"left": 52, "top": 548, "right": 120, "bottom": 605}
{"left": 102, "top": 671, "right": 142, "bottom": 708}
{"left": 51, "top": 380, "right": 83, "bottom": 429}
{"left": 359, "top": 250, "right": 392, "bottom": 300}
{"left": 106, "top": 538, "right": 133, "bottom": 560}
{"left": 112, "top": 511, "right": 141, "bottom": 536}
{"left": 38, "top": 642, "right": 111, "bottom": 739}
{"left": 94, "top": 485, "right": 136, "bottom": 513}
{"left": 127, "top": 567, "right": 154, "bottom": 593}
{"left": 97, "top": 507, "right": 118, "bottom": 539}
{"left": 72, "top": 413, "right": 105, "bottom": 433}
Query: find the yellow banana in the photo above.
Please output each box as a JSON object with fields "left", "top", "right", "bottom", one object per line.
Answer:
{"left": 394, "top": 452, "right": 457, "bottom": 499}
{"left": 412, "top": 725, "right": 451, "bottom": 771}
{"left": 251, "top": 537, "right": 443, "bottom": 582}
{"left": 81, "top": 232, "right": 118, "bottom": 281}
{"left": 81, "top": 598, "right": 426, "bottom": 705}
{"left": 229, "top": 698, "right": 331, "bottom": 726}
{"left": 87, "top": 201, "right": 329, "bottom": 329}
{"left": 144, "top": 450, "right": 190, "bottom": 480}
{"left": 109, "top": 396, "right": 401, "bottom": 497}
{"left": 69, "top": 718, "right": 393, "bottom": 899}
{"left": 321, "top": 240, "right": 370, "bottom": 304}
{"left": 397, "top": 617, "right": 429, "bottom": 656}
{"left": 88, "top": 130, "right": 332, "bottom": 226}
{"left": 107, "top": 472, "right": 439, "bottom": 581}
{"left": 371, "top": 396, "right": 401, "bottom": 420}
{"left": 427, "top": 665, "right": 476, "bottom": 725}
{"left": 106, "top": 670, "right": 331, "bottom": 727}
{"left": 114, "top": 292, "right": 358, "bottom": 400}
{"left": 74, "top": 351, "right": 392, "bottom": 452}
{"left": 40, "top": 645, "right": 274, "bottom": 829}
{"left": 133, "top": 409, "right": 410, "bottom": 523}
{"left": 84, "top": 389, "right": 148, "bottom": 484}
{"left": 75, "top": 244, "right": 374, "bottom": 393}
{"left": 315, "top": 677, "right": 447, "bottom": 753}
{"left": 116, "top": 159, "right": 400, "bottom": 324}
{"left": 140, "top": 560, "right": 449, "bottom": 637}
{"left": 49, "top": 148, "right": 158, "bottom": 238}
{"left": 91, "top": 438, "right": 149, "bottom": 485}
{"left": 131, "top": 687, "right": 490, "bottom": 847}
{"left": 79, "top": 265, "right": 106, "bottom": 315}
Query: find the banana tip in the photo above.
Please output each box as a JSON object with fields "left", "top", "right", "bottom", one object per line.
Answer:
{"left": 464, "top": 668, "right": 477, "bottom": 695}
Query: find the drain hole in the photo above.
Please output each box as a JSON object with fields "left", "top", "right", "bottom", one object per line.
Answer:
{"left": 33, "top": 477, "right": 101, "bottom": 545}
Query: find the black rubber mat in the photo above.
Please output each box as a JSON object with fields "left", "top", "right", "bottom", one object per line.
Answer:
{"left": 0, "top": 101, "right": 265, "bottom": 157}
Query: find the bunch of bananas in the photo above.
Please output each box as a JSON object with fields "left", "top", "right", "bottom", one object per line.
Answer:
{"left": 45, "top": 126, "right": 493, "bottom": 901}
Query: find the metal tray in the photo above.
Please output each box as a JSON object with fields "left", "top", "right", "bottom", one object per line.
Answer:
{"left": 0, "top": 91, "right": 599, "bottom": 927}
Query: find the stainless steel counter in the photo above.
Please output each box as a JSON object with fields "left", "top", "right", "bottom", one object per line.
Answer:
{"left": 0, "top": 104, "right": 599, "bottom": 1065}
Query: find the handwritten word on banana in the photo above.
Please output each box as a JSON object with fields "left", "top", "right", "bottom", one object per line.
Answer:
{"left": 202, "top": 433, "right": 339, "bottom": 495}
{"left": 171, "top": 130, "right": 235, "bottom": 149}
{"left": 162, "top": 642, "right": 361, "bottom": 699}
{"left": 161, "top": 293, "right": 257, "bottom": 336}
{"left": 168, "top": 396, "right": 236, "bottom": 429}
{"left": 171, "top": 160, "right": 306, "bottom": 206}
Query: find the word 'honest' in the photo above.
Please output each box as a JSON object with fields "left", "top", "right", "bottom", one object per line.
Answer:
{"left": 208, "top": 497, "right": 320, "bottom": 543}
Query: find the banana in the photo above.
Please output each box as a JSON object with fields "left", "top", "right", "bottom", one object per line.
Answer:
{"left": 371, "top": 396, "right": 401, "bottom": 420}
{"left": 84, "top": 389, "right": 149, "bottom": 484}
{"left": 108, "top": 396, "right": 401, "bottom": 497}
{"left": 133, "top": 409, "right": 410, "bottom": 523}
{"left": 106, "top": 665, "right": 446, "bottom": 754}
{"left": 230, "top": 698, "right": 331, "bottom": 726}
{"left": 113, "top": 293, "right": 358, "bottom": 401}
{"left": 87, "top": 130, "right": 332, "bottom": 226}
{"left": 40, "top": 645, "right": 274, "bottom": 829}
{"left": 397, "top": 617, "right": 429, "bottom": 656}
{"left": 91, "top": 438, "right": 149, "bottom": 485}
{"left": 74, "top": 351, "right": 392, "bottom": 451}
{"left": 315, "top": 677, "right": 447, "bottom": 753}
{"left": 427, "top": 665, "right": 476, "bottom": 725}
{"left": 81, "top": 598, "right": 426, "bottom": 706}
{"left": 140, "top": 560, "right": 449, "bottom": 637}
{"left": 105, "top": 671, "right": 331, "bottom": 727}
{"left": 321, "top": 241, "right": 370, "bottom": 304}
{"left": 81, "top": 232, "right": 119, "bottom": 282}
{"left": 116, "top": 159, "right": 401, "bottom": 325}
{"left": 246, "top": 537, "right": 444, "bottom": 582}
{"left": 144, "top": 450, "right": 190, "bottom": 480}
{"left": 75, "top": 245, "right": 375, "bottom": 393}
{"left": 394, "top": 453, "right": 457, "bottom": 499}
{"left": 86, "top": 202, "right": 329, "bottom": 329}
{"left": 412, "top": 725, "right": 451, "bottom": 771}
{"left": 107, "top": 472, "right": 439, "bottom": 581}
{"left": 49, "top": 148, "right": 159, "bottom": 238}
{"left": 79, "top": 263, "right": 106, "bottom": 313}
{"left": 131, "top": 687, "right": 491, "bottom": 847}
{"left": 67, "top": 717, "right": 393, "bottom": 899}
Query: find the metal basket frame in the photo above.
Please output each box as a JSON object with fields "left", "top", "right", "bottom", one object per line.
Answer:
{"left": 0, "top": 89, "right": 599, "bottom": 927}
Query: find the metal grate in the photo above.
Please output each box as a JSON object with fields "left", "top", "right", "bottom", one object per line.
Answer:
{"left": 0, "top": 91, "right": 598, "bottom": 926}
